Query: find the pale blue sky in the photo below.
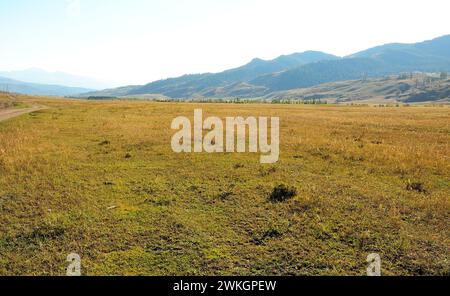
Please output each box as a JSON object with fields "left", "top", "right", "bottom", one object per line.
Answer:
{"left": 1, "top": 0, "right": 449, "bottom": 85}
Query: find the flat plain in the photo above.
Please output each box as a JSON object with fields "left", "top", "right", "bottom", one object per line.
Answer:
{"left": 0, "top": 95, "right": 449, "bottom": 275}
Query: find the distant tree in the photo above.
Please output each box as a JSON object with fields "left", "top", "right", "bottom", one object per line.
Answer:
{"left": 440, "top": 72, "right": 448, "bottom": 80}
{"left": 362, "top": 72, "right": 368, "bottom": 81}
{"left": 398, "top": 73, "right": 409, "bottom": 80}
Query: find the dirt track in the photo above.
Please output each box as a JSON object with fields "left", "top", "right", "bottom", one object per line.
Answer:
{"left": 0, "top": 105, "right": 46, "bottom": 122}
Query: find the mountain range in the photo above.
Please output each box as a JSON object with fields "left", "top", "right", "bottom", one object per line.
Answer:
{"left": 0, "top": 68, "right": 117, "bottom": 91}
{"left": 0, "top": 76, "right": 93, "bottom": 97}
{"left": 82, "top": 35, "right": 450, "bottom": 99}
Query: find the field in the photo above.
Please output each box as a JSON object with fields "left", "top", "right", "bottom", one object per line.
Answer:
{"left": 0, "top": 96, "right": 449, "bottom": 275}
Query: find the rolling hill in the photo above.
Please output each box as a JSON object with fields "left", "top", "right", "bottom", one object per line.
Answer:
{"left": 81, "top": 35, "right": 450, "bottom": 100}
{"left": 266, "top": 75, "right": 450, "bottom": 103}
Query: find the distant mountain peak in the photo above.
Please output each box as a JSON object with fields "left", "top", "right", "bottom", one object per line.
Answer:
{"left": 250, "top": 57, "right": 264, "bottom": 62}
{"left": 248, "top": 58, "right": 266, "bottom": 65}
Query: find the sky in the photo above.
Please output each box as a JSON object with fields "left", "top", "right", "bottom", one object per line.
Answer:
{"left": 1, "top": 0, "right": 449, "bottom": 86}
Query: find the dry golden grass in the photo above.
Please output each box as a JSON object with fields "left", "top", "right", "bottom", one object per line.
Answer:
{"left": 0, "top": 92, "right": 14, "bottom": 109}
{"left": 0, "top": 96, "right": 449, "bottom": 275}
{"left": 0, "top": 92, "right": 31, "bottom": 110}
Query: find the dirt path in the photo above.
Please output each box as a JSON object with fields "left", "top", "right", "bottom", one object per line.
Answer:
{"left": 0, "top": 105, "right": 47, "bottom": 122}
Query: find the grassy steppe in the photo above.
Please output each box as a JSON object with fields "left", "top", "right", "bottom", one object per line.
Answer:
{"left": 0, "top": 97, "right": 449, "bottom": 275}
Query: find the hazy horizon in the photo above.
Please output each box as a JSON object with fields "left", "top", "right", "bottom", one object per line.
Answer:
{"left": 1, "top": 0, "right": 449, "bottom": 86}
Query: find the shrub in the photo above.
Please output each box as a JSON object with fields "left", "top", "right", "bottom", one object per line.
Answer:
{"left": 269, "top": 184, "right": 297, "bottom": 203}
{"left": 218, "top": 191, "right": 233, "bottom": 200}
{"left": 262, "top": 229, "right": 282, "bottom": 239}
{"left": 406, "top": 181, "right": 426, "bottom": 193}
{"left": 233, "top": 163, "right": 244, "bottom": 169}
{"left": 252, "top": 228, "right": 283, "bottom": 245}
